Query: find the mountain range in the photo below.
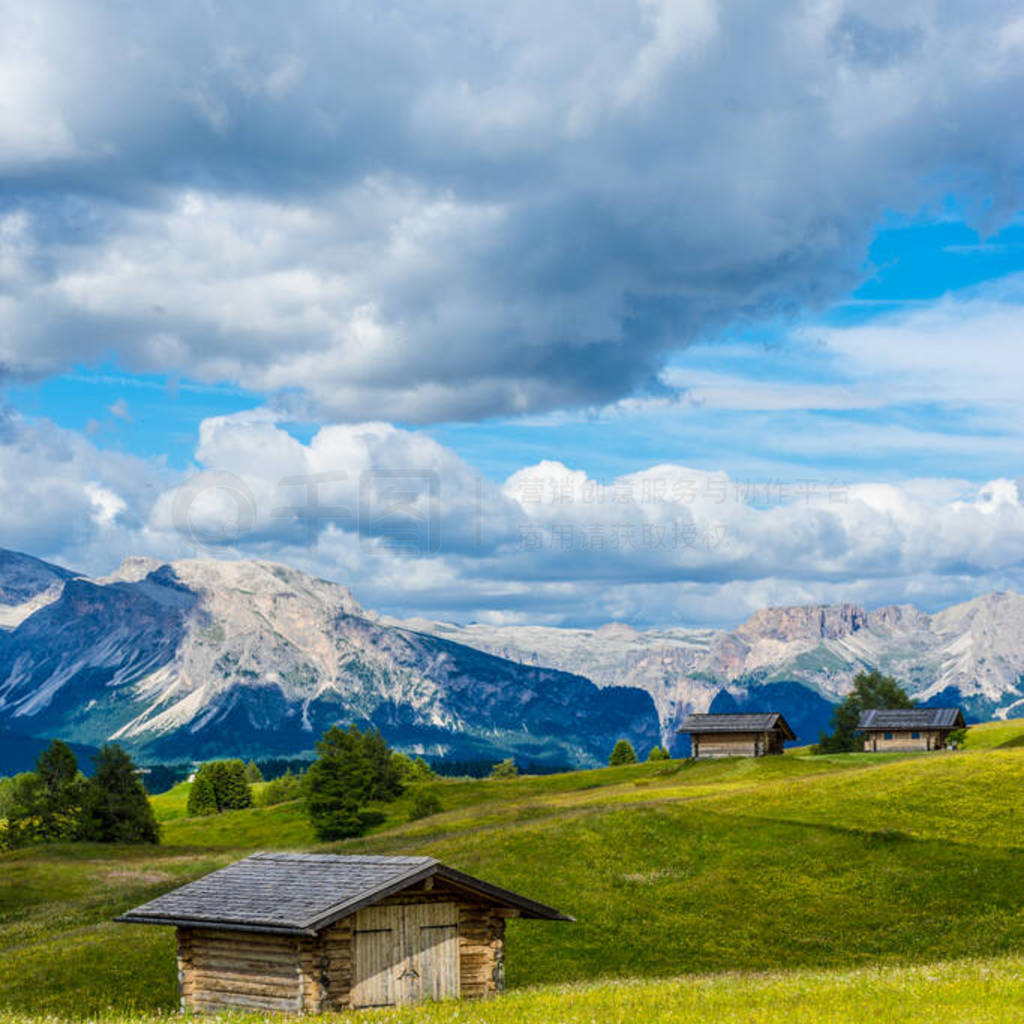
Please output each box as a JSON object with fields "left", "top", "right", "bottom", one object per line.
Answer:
{"left": 0, "top": 551, "right": 657, "bottom": 768}
{"left": 401, "top": 596, "right": 1024, "bottom": 738}
{"left": 0, "top": 547, "right": 1021, "bottom": 770}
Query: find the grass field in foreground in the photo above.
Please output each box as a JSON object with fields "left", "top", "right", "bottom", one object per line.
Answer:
{"left": 0, "top": 956, "right": 1020, "bottom": 1024}
{"left": 2, "top": 718, "right": 1023, "bottom": 1021}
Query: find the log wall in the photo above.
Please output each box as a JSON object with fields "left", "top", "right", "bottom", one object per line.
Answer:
{"left": 176, "top": 927, "right": 303, "bottom": 1013}
{"left": 176, "top": 883, "right": 513, "bottom": 1012}
{"left": 693, "top": 732, "right": 767, "bottom": 758}
{"left": 864, "top": 729, "right": 947, "bottom": 752}
{"left": 458, "top": 904, "right": 509, "bottom": 997}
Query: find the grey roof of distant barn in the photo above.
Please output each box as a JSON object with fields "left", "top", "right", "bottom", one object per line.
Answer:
{"left": 858, "top": 708, "right": 965, "bottom": 731}
{"left": 117, "top": 853, "right": 571, "bottom": 935}
{"left": 679, "top": 712, "right": 796, "bottom": 739}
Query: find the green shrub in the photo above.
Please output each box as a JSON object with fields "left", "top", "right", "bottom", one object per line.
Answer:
{"left": 490, "top": 758, "right": 519, "bottom": 779}
{"left": 609, "top": 739, "right": 637, "bottom": 765}
{"left": 1, "top": 742, "right": 86, "bottom": 845}
{"left": 393, "top": 752, "right": 436, "bottom": 782}
{"left": 257, "top": 769, "right": 306, "bottom": 806}
{"left": 408, "top": 790, "right": 443, "bottom": 821}
{"left": 947, "top": 727, "right": 968, "bottom": 749}
{"left": 646, "top": 745, "right": 669, "bottom": 762}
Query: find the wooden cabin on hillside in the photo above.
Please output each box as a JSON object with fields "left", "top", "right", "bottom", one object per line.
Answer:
{"left": 679, "top": 712, "right": 796, "bottom": 759}
{"left": 858, "top": 707, "right": 966, "bottom": 752}
{"left": 117, "top": 852, "right": 571, "bottom": 1012}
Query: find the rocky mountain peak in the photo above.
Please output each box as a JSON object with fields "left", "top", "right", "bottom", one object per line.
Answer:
{"left": 865, "top": 604, "right": 932, "bottom": 632}
{"left": 0, "top": 549, "right": 75, "bottom": 606}
{"left": 595, "top": 622, "right": 640, "bottom": 639}
{"left": 734, "top": 603, "right": 868, "bottom": 642}
{"left": 0, "top": 549, "right": 77, "bottom": 629}
{"left": 103, "top": 556, "right": 164, "bottom": 584}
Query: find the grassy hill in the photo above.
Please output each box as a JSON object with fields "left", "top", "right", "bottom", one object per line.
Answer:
{"left": 1, "top": 718, "right": 1023, "bottom": 1021}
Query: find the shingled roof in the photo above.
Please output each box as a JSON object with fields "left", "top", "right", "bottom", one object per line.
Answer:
{"left": 679, "top": 712, "right": 796, "bottom": 740}
{"left": 117, "top": 853, "right": 572, "bottom": 935}
{"left": 858, "top": 707, "right": 965, "bottom": 731}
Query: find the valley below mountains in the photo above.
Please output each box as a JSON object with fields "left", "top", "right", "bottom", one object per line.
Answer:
{"left": 0, "top": 547, "right": 1021, "bottom": 768}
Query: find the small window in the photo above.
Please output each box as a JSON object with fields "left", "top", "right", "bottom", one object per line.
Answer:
{"left": 884, "top": 732, "right": 893, "bottom": 740}
{"left": 911, "top": 731, "right": 920, "bottom": 739}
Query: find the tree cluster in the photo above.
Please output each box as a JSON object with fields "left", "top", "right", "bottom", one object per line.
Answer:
{"left": 815, "top": 670, "right": 916, "bottom": 753}
{"left": 186, "top": 760, "right": 254, "bottom": 816}
{"left": 0, "top": 741, "right": 158, "bottom": 848}
{"left": 306, "top": 726, "right": 414, "bottom": 840}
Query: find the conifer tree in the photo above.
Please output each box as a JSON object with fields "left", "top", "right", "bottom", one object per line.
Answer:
{"left": 187, "top": 769, "right": 219, "bottom": 816}
{"left": 306, "top": 725, "right": 372, "bottom": 840}
{"left": 3, "top": 773, "right": 46, "bottom": 846}
{"left": 609, "top": 739, "right": 637, "bottom": 765}
{"left": 34, "top": 740, "right": 85, "bottom": 839}
{"left": 218, "top": 760, "right": 253, "bottom": 810}
{"left": 362, "top": 728, "right": 403, "bottom": 801}
{"left": 244, "top": 760, "right": 264, "bottom": 784}
{"left": 815, "top": 671, "right": 915, "bottom": 753}
{"left": 188, "top": 760, "right": 252, "bottom": 813}
{"left": 80, "top": 744, "right": 159, "bottom": 844}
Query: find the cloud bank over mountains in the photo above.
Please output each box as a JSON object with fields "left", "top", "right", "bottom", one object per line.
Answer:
{"left": 4, "top": 407, "right": 1024, "bottom": 626}
{"left": 3, "top": 1, "right": 1024, "bottom": 420}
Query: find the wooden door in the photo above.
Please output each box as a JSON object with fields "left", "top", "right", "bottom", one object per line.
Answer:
{"left": 412, "top": 902, "right": 459, "bottom": 1002}
{"left": 351, "top": 902, "right": 459, "bottom": 1007}
{"left": 352, "top": 905, "right": 399, "bottom": 1008}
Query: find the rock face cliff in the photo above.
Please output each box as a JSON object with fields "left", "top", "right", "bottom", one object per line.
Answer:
{"left": 0, "top": 554, "right": 659, "bottom": 766}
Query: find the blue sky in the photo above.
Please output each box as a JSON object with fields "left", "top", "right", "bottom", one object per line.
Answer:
{"left": 3, "top": 1, "right": 1024, "bottom": 626}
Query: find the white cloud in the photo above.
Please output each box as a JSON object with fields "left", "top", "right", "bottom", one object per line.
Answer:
{"left": 0, "top": 411, "right": 168, "bottom": 572}
{"left": 85, "top": 482, "right": 127, "bottom": 525}
{"left": 810, "top": 274, "right": 1024, "bottom": 406}
{"left": 0, "top": 8, "right": 78, "bottom": 167}
{"left": 6, "top": 409, "right": 1024, "bottom": 624}
{"left": 0, "top": 2, "right": 1023, "bottom": 418}
{"left": 108, "top": 397, "right": 131, "bottom": 421}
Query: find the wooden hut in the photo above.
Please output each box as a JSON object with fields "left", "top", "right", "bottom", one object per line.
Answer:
{"left": 117, "top": 852, "right": 571, "bottom": 1012}
{"left": 858, "top": 707, "right": 966, "bottom": 752}
{"left": 679, "top": 712, "right": 796, "bottom": 759}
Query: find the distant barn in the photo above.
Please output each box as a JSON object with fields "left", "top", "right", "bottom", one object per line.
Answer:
{"left": 117, "top": 853, "right": 571, "bottom": 1012}
{"left": 679, "top": 712, "right": 796, "bottom": 758}
{"left": 858, "top": 708, "right": 966, "bottom": 752}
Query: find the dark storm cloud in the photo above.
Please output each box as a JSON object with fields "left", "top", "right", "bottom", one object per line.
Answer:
{"left": 2, "top": 0, "right": 1024, "bottom": 420}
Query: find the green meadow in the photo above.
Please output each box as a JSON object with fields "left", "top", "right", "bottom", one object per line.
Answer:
{"left": 2, "top": 718, "right": 1023, "bottom": 1022}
